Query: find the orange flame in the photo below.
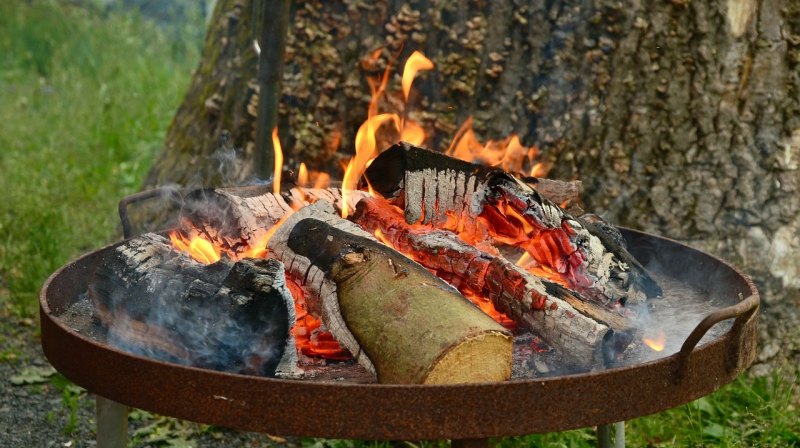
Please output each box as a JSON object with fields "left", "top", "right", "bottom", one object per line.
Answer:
{"left": 169, "top": 232, "right": 221, "bottom": 265}
{"left": 298, "top": 162, "right": 308, "bottom": 186}
{"left": 313, "top": 172, "right": 331, "bottom": 189}
{"left": 272, "top": 127, "right": 283, "bottom": 195}
{"left": 399, "top": 119, "right": 426, "bottom": 146}
{"left": 342, "top": 51, "right": 437, "bottom": 219}
{"left": 342, "top": 113, "right": 399, "bottom": 218}
{"left": 448, "top": 118, "right": 545, "bottom": 177}
{"left": 401, "top": 51, "right": 434, "bottom": 101}
{"left": 643, "top": 329, "right": 666, "bottom": 352}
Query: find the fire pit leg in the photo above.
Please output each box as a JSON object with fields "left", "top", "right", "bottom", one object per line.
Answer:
{"left": 597, "top": 422, "right": 626, "bottom": 448}
{"left": 451, "top": 438, "right": 490, "bottom": 448}
{"left": 96, "top": 396, "right": 128, "bottom": 448}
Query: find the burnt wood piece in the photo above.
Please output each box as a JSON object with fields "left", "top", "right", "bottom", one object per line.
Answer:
{"left": 365, "top": 142, "right": 581, "bottom": 225}
{"left": 267, "top": 201, "right": 513, "bottom": 384}
{"left": 88, "top": 233, "right": 296, "bottom": 377}
{"left": 366, "top": 142, "right": 662, "bottom": 307}
{"left": 179, "top": 186, "right": 368, "bottom": 254}
{"left": 520, "top": 176, "right": 582, "bottom": 209}
{"left": 352, "top": 196, "right": 632, "bottom": 367}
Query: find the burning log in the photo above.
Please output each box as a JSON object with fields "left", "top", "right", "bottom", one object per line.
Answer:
{"left": 365, "top": 142, "right": 662, "bottom": 307}
{"left": 88, "top": 233, "right": 296, "bottom": 377}
{"left": 267, "top": 201, "right": 513, "bottom": 384}
{"left": 179, "top": 185, "right": 367, "bottom": 254}
{"left": 352, "top": 196, "right": 633, "bottom": 367}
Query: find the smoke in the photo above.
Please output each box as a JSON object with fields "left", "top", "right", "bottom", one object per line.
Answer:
{"left": 611, "top": 232, "right": 740, "bottom": 366}
{"left": 94, "top": 237, "right": 296, "bottom": 376}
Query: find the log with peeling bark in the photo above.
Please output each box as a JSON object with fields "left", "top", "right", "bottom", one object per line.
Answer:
{"left": 366, "top": 142, "right": 662, "bottom": 308}
{"left": 352, "top": 196, "right": 634, "bottom": 367}
{"left": 88, "top": 233, "right": 297, "bottom": 377}
{"left": 266, "top": 201, "right": 513, "bottom": 384}
{"left": 179, "top": 185, "right": 368, "bottom": 254}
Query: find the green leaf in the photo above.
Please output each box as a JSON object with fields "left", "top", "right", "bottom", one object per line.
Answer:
{"left": 691, "top": 397, "right": 716, "bottom": 416}
{"left": 702, "top": 423, "right": 726, "bottom": 439}
{"left": 9, "top": 365, "right": 56, "bottom": 385}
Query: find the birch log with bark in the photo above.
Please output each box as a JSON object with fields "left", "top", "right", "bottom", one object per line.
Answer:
{"left": 352, "top": 196, "right": 631, "bottom": 367}
{"left": 88, "top": 233, "right": 297, "bottom": 376}
{"left": 145, "top": 0, "right": 800, "bottom": 372}
{"left": 266, "top": 201, "right": 513, "bottom": 384}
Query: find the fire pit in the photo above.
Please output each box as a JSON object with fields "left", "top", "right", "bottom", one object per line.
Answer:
{"left": 40, "top": 187, "right": 758, "bottom": 445}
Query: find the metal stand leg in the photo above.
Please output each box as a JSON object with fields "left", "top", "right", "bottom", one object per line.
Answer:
{"left": 451, "top": 438, "right": 490, "bottom": 448}
{"left": 614, "top": 421, "right": 625, "bottom": 448}
{"left": 96, "top": 396, "right": 128, "bottom": 448}
{"left": 598, "top": 424, "right": 612, "bottom": 448}
{"left": 597, "top": 422, "right": 625, "bottom": 448}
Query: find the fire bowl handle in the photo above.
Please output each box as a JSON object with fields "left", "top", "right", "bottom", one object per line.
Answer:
{"left": 118, "top": 188, "right": 184, "bottom": 239}
{"left": 674, "top": 293, "right": 759, "bottom": 381}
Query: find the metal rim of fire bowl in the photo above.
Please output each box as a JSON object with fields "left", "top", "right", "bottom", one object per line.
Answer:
{"left": 39, "top": 228, "right": 759, "bottom": 440}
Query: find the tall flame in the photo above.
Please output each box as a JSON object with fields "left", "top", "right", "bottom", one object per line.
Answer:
{"left": 341, "top": 51, "right": 435, "bottom": 218}
{"left": 342, "top": 113, "right": 400, "bottom": 218}
{"left": 272, "top": 127, "right": 283, "bottom": 194}
{"left": 298, "top": 162, "right": 308, "bottom": 186}
{"left": 401, "top": 51, "right": 434, "bottom": 101}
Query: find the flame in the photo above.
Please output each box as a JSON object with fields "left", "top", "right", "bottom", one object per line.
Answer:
{"left": 342, "top": 51, "right": 435, "bottom": 219}
{"left": 313, "top": 172, "right": 331, "bottom": 189}
{"left": 342, "top": 113, "right": 399, "bottom": 218}
{"left": 237, "top": 234, "right": 269, "bottom": 259}
{"left": 400, "top": 119, "right": 426, "bottom": 146}
{"left": 298, "top": 163, "right": 308, "bottom": 186}
{"left": 529, "top": 162, "right": 546, "bottom": 178}
{"left": 272, "top": 127, "right": 283, "bottom": 194}
{"left": 448, "top": 118, "right": 545, "bottom": 177}
{"left": 373, "top": 228, "right": 391, "bottom": 245}
{"left": 461, "top": 290, "right": 516, "bottom": 330}
{"left": 401, "top": 51, "right": 434, "bottom": 101}
{"left": 169, "top": 232, "right": 221, "bottom": 264}
{"left": 643, "top": 329, "right": 666, "bottom": 352}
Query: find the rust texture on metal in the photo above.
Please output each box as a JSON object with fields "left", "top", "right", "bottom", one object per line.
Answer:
{"left": 40, "top": 229, "right": 759, "bottom": 440}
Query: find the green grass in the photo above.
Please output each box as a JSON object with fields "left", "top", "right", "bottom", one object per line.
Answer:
{"left": 0, "top": 0, "right": 199, "bottom": 316}
{"left": 0, "top": 2, "right": 798, "bottom": 447}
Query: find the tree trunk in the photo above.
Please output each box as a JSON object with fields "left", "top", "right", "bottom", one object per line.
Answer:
{"left": 145, "top": 0, "right": 800, "bottom": 374}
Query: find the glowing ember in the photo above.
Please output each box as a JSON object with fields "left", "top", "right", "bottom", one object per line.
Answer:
{"left": 272, "top": 127, "right": 283, "bottom": 194}
{"left": 643, "top": 329, "right": 666, "bottom": 352}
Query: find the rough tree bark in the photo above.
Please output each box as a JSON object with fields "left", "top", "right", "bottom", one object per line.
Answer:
{"left": 144, "top": 0, "right": 800, "bottom": 374}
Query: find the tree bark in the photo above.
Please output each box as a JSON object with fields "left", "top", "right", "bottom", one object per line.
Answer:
{"left": 146, "top": 0, "right": 800, "bottom": 374}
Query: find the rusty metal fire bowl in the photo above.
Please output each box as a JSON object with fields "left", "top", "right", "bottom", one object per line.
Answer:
{"left": 40, "top": 228, "right": 758, "bottom": 441}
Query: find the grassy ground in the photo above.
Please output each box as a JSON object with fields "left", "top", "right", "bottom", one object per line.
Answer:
{"left": 0, "top": 1, "right": 798, "bottom": 447}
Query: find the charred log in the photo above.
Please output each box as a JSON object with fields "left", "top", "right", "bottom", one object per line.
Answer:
{"left": 365, "top": 142, "right": 581, "bottom": 224}
{"left": 266, "top": 201, "right": 513, "bottom": 384}
{"left": 352, "top": 196, "right": 632, "bottom": 367}
{"left": 88, "top": 233, "right": 296, "bottom": 377}
{"left": 179, "top": 185, "right": 367, "bottom": 254}
{"left": 366, "top": 142, "right": 661, "bottom": 308}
